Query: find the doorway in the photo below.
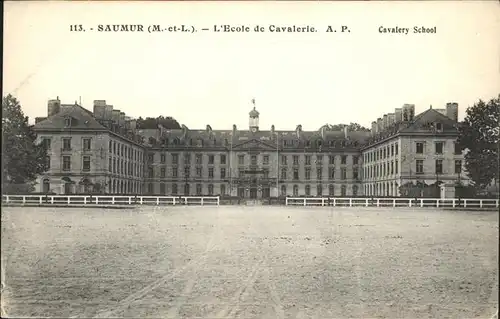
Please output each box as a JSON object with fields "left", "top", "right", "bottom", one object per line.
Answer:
{"left": 250, "top": 187, "right": 257, "bottom": 199}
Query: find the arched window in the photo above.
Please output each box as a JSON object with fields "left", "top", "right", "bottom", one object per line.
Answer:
{"left": 42, "top": 179, "right": 50, "bottom": 193}
{"left": 317, "top": 184, "right": 322, "bottom": 196}
{"left": 293, "top": 185, "right": 299, "bottom": 196}
{"left": 281, "top": 185, "right": 287, "bottom": 196}
{"left": 305, "top": 185, "right": 311, "bottom": 196}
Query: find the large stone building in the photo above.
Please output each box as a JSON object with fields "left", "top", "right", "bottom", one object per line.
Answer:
{"left": 33, "top": 98, "right": 469, "bottom": 198}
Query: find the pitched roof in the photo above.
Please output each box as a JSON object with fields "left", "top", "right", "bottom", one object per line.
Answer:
{"left": 33, "top": 105, "right": 106, "bottom": 131}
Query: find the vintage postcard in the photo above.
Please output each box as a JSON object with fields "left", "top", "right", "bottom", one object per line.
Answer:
{"left": 2, "top": 1, "right": 499, "bottom": 318}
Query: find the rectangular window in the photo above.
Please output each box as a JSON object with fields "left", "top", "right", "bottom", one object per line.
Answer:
{"left": 172, "top": 184, "right": 178, "bottom": 195}
{"left": 391, "top": 145, "right": 394, "bottom": 157}
{"left": 46, "top": 156, "right": 51, "bottom": 170}
{"left": 43, "top": 138, "right": 52, "bottom": 150}
{"left": 416, "top": 142, "right": 424, "bottom": 154}
{"left": 329, "top": 167, "right": 335, "bottom": 179}
{"left": 293, "top": 169, "right": 299, "bottom": 180}
{"left": 391, "top": 161, "right": 394, "bottom": 175}
{"left": 82, "top": 156, "right": 90, "bottom": 171}
{"left": 220, "top": 184, "right": 226, "bottom": 195}
{"left": 196, "top": 154, "right": 203, "bottom": 164}
{"left": 83, "top": 138, "right": 91, "bottom": 151}
{"left": 316, "top": 155, "right": 323, "bottom": 165}
{"left": 208, "top": 155, "right": 215, "bottom": 164}
{"left": 220, "top": 154, "right": 226, "bottom": 165}
{"left": 220, "top": 168, "right": 226, "bottom": 179}
{"left": 148, "top": 153, "right": 154, "bottom": 162}
{"left": 305, "top": 156, "right": 311, "bottom": 165}
{"left": 148, "top": 167, "right": 154, "bottom": 177}
{"left": 305, "top": 168, "right": 311, "bottom": 180}
{"left": 239, "top": 169, "right": 244, "bottom": 177}
{"left": 196, "top": 167, "right": 202, "bottom": 177}
{"left": 454, "top": 142, "right": 461, "bottom": 155}
{"left": 196, "top": 184, "right": 202, "bottom": 195}
{"left": 317, "top": 168, "right": 322, "bottom": 180}
{"left": 172, "top": 167, "right": 178, "bottom": 178}
{"left": 161, "top": 167, "right": 166, "bottom": 178}
{"left": 263, "top": 155, "right": 269, "bottom": 165}
{"left": 435, "top": 142, "right": 444, "bottom": 155}
{"left": 341, "top": 168, "right": 347, "bottom": 180}
{"left": 184, "top": 166, "right": 190, "bottom": 177}
{"left": 63, "top": 156, "right": 71, "bottom": 171}
{"left": 281, "top": 168, "right": 287, "bottom": 180}
{"left": 455, "top": 160, "right": 462, "bottom": 174}
{"left": 435, "top": 159, "right": 443, "bottom": 174}
{"left": 416, "top": 160, "right": 424, "bottom": 174}
{"left": 160, "top": 183, "right": 166, "bottom": 194}
{"left": 353, "top": 156, "right": 359, "bottom": 165}
{"left": 263, "top": 169, "right": 269, "bottom": 179}
{"left": 184, "top": 153, "right": 191, "bottom": 164}
{"left": 281, "top": 155, "right": 287, "bottom": 165}
{"left": 172, "top": 154, "right": 178, "bottom": 165}
{"left": 293, "top": 155, "right": 299, "bottom": 165}
{"left": 353, "top": 168, "right": 359, "bottom": 180}
{"left": 251, "top": 155, "right": 257, "bottom": 165}
{"left": 238, "top": 155, "right": 245, "bottom": 165}
{"left": 160, "top": 154, "right": 166, "bottom": 163}
{"left": 329, "top": 156, "right": 335, "bottom": 165}
{"left": 63, "top": 138, "right": 71, "bottom": 151}
{"left": 208, "top": 167, "right": 214, "bottom": 178}
{"left": 395, "top": 160, "right": 399, "bottom": 174}
{"left": 108, "top": 158, "right": 112, "bottom": 172}
{"left": 341, "top": 156, "right": 347, "bottom": 165}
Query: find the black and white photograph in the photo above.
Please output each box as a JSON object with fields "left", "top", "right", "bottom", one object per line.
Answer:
{"left": 2, "top": 1, "right": 499, "bottom": 318}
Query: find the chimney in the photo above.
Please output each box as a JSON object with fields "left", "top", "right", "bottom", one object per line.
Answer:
{"left": 383, "top": 114, "right": 389, "bottom": 129}
{"left": 402, "top": 104, "right": 413, "bottom": 122}
{"left": 435, "top": 108, "right": 447, "bottom": 116}
{"left": 129, "top": 119, "right": 137, "bottom": 131}
{"left": 377, "top": 118, "right": 383, "bottom": 132}
{"left": 112, "top": 110, "right": 121, "bottom": 124}
{"left": 47, "top": 98, "right": 61, "bottom": 117}
{"left": 395, "top": 108, "right": 402, "bottom": 123}
{"left": 371, "top": 121, "right": 378, "bottom": 135}
{"left": 388, "top": 113, "right": 395, "bottom": 124}
{"left": 104, "top": 105, "right": 113, "bottom": 120}
{"left": 93, "top": 100, "right": 106, "bottom": 119}
{"left": 446, "top": 102, "right": 458, "bottom": 122}
{"left": 296, "top": 125, "right": 302, "bottom": 138}
{"left": 271, "top": 125, "right": 275, "bottom": 135}
{"left": 119, "top": 112, "right": 126, "bottom": 127}
{"left": 343, "top": 125, "right": 348, "bottom": 139}
{"left": 408, "top": 104, "right": 415, "bottom": 121}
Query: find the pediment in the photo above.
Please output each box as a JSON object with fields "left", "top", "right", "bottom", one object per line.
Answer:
{"left": 232, "top": 138, "right": 278, "bottom": 150}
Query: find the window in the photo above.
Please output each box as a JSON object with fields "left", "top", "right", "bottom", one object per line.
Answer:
{"left": 208, "top": 155, "right": 214, "bottom": 164}
{"left": 353, "top": 156, "right": 359, "bottom": 165}
{"left": 328, "top": 184, "right": 334, "bottom": 196}
{"left": 148, "top": 183, "right": 154, "bottom": 194}
{"left": 436, "top": 122, "right": 443, "bottom": 131}
{"left": 113, "top": 158, "right": 116, "bottom": 174}
{"left": 184, "top": 166, "right": 190, "bottom": 177}
{"left": 172, "top": 167, "right": 178, "bottom": 178}
{"left": 148, "top": 167, "right": 154, "bottom": 177}
{"left": 341, "top": 185, "right": 346, "bottom": 197}
{"left": 161, "top": 168, "right": 166, "bottom": 178}
{"left": 416, "top": 160, "right": 424, "bottom": 174}
{"left": 148, "top": 153, "right": 154, "bottom": 162}
{"left": 263, "top": 169, "right": 269, "bottom": 179}
{"left": 220, "top": 184, "right": 226, "bottom": 195}
{"left": 281, "top": 155, "right": 287, "bottom": 165}
{"left": 42, "top": 179, "right": 50, "bottom": 193}
{"left": 281, "top": 185, "right": 287, "bottom": 196}
{"left": 45, "top": 156, "right": 51, "bottom": 170}
{"left": 63, "top": 156, "right": 71, "bottom": 171}
{"left": 293, "top": 156, "right": 299, "bottom": 165}
{"left": 43, "top": 138, "right": 51, "bottom": 150}
{"left": 305, "top": 168, "right": 311, "bottom": 180}
{"left": 316, "top": 155, "right": 323, "bottom": 165}
{"left": 341, "top": 168, "right": 347, "bottom": 180}
{"left": 251, "top": 155, "right": 257, "bottom": 165}
{"left": 160, "top": 183, "right": 166, "bottom": 194}
{"left": 435, "top": 142, "right": 444, "bottom": 155}
{"left": 317, "top": 184, "right": 322, "bottom": 196}
{"left": 208, "top": 168, "right": 214, "bottom": 178}
{"left": 82, "top": 156, "right": 90, "bottom": 171}
{"left": 317, "top": 168, "right": 322, "bottom": 180}
{"left": 220, "top": 155, "right": 226, "bottom": 165}
{"left": 239, "top": 169, "right": 244, "bottom": 177}
{"left": 454, "top": 142, "right": 461, "bottom": 155}
{"left": 172, "top": 154, "right": 178, "bottom": 165}
{"left": 220, "top": 168, "right": 226, "bottom": 179}
{"left": 184, "top": 184, "right": 190, "bottom": 195}
{"left": 281, "top": 168, "right": 287, "bottom": 180}
{"left": 263, "top": 155, "right": 269, "bottom": 165}
{"left": 353, "top": 168, "right": 359, "bottom": 180}
{"left": 160, "top": 154, "right": 166, "bottom": 163}
{"left": 391, "top": 145, "right": 394, "bottom": 157}
{"left": 293, "top": 185, "right": 299, "bottom": 196}
{"left": 329, "top": 156, "right": 335, "bottom": 165}
{"left": 196, "top": 167, "right": 202, "bottom": 177}
{"left": 305, "top": 185, "right": 310, "bottom": 196}
{"left": 293, "top": 169, "right": 299, "bottom": 180}
{"left": 208, "top": 184, "right": 214, "bottom": 195}
{"left": 172, "top": 184, "right": 178, "bottom": 195}
{"left": 353, "top": 185, "right": 358, "bottom": 196}
{"left": 196, "top": 184, "right": 202, "bottom": 195}
{"left": 238, "top": 155, "right": 245, "bottom": 165}
{"left": 395, "top": 160, "right": 399, "bottom": 174}
{"left": 305, "top": 156, "right": 311, "bottom": 165}
{"left": 83, "top": 138, "right": 91, "bottom": 151}
{"left": 196, "top": 154, "right": 202, "bottom": 164}
{"left": 109, "top": 158, "right": 112, "bottom": 172}
{"left": 416, "top": 142, "right": 424, "bottom": 154}
{"left": 341, "top": 156, "right": 347, "bottom": 165}
{"left": 435, "top": 159, "right": 443, "bottom": 174}
{"left": 455, "top": 160, "right": 462, "bottom": 174}
{"left": 329, "top": 167, "right": 335, "bottom": 179}
{"left": 63, "top": 138, "right": 71, "bottom": 151}
{"left": 391, "top": 161, "right": 394, "bottom": 175}
{"left": 184, "top": 153, "right": 191, "bottom": 164}
{"left": 64, "top": 117, "right": 71, "bottom": 127}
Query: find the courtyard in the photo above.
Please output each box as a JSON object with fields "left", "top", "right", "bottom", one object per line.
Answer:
{"left": 1, "top": 206, "right": 498, "bottom": 318}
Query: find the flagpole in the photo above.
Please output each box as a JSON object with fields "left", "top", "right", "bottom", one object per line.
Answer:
{"left": 229, "top": 131, "right": 233, "bottom": 197}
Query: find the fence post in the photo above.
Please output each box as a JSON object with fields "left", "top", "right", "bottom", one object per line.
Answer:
{"left": 140, "top": 196, "right": 143, "bottom": 204}
{"left": 201, "top": 197, "right": 204, "bottom": 206}
{"left": 129, "top": 197, "right": 132, "bottom": 205}
{"left": 112, "top": 197, "right": 115, "bottom": 205}
{"left": 480, "top": 200, "right": 483, "bottom": 208}
{"left": 365, "top": 199, "right": 369, "bottom": 207}
{"left": 173, "top": 197, "right": 176, "bottom": 205}
{"left": 321, "top": 198, "right": 325, "bottom": 206}
{"left": 156, "top": 197, "right": 160, "bottom": 205}
{"left": 420, "top": 199, "right": 423, "bottom": 207}
{"left": 67, "top": 196, "right": 71, "bottom": 204}
{"left": 39, "top": 196, "right": 43, "bottom": 204}
{"left": 464, "top": 199, "right": 467, "bottom": 208}
{"left": 5, "top": 196, "right": 9, "bottom": 204}
{"left": 436, "top": 199, "right": 439, "bottom": 208}
{"left": 376, "top": 199, "right": 380, "bottom": 207}
{"left": 22, "top": 196, "right": 26, "bottom": 204}
{"left": 392, "top": 199, "right": 396, "bottom": 207}
{"left": 185, "top": 197, "right": 188, "bottom": 205}
{"left": 303, "top": 198, "right": 306, "bottom": 206}
{"left": 96, "top": 196, "right": 99, "bottom": 205}
{"left": 83, "top": 196, "right": 87, "bottom": 205}
{"left": 452, "top": 199, "right": 456, "bottom": 208}
{"left": 333, "top": 198, "right": 336, "bottom": 207}
{"left": 349, "top": 199, "right": 352, "bottom": 207}
{"left": 408, "top": 199, "right": 412, "bottom": 207}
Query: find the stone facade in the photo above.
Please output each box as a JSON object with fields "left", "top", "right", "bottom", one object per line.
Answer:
{"left": 33, "top": 98, "right": 468, "bottom": 198}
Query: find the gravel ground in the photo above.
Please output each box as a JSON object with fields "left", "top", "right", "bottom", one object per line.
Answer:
{"left": 1, "top": 206, "right": 498, "bottom": 318}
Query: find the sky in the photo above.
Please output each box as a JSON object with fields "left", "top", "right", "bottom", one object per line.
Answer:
{"left": 3, "top": 1, "right": 500, "bottom": 130}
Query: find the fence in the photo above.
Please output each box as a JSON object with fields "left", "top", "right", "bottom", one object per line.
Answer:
{"left": 2, "top": 195, "right": 220, "bottom": 206}
{"left": 285, "top": 197, "right": 499, "bottom": 209}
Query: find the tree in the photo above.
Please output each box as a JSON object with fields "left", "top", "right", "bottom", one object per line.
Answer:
{"left": 457, "top": 95, "right": 500, "bottom": 190}
{"left": 328, "top": 123, "right": 370, "bottom": 132}
{"left": 2, "top": 94, "right": 49, "bottom": 193}
{"left": 137, "top": 116, "right": 181, "bottom": 129}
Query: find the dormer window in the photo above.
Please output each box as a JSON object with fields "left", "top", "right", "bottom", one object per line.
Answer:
{"left": 436, "top": 122, "right": 443, "bottom": 131}
{"left": 64, "top": 117, "right": 71, "bottom": 127}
